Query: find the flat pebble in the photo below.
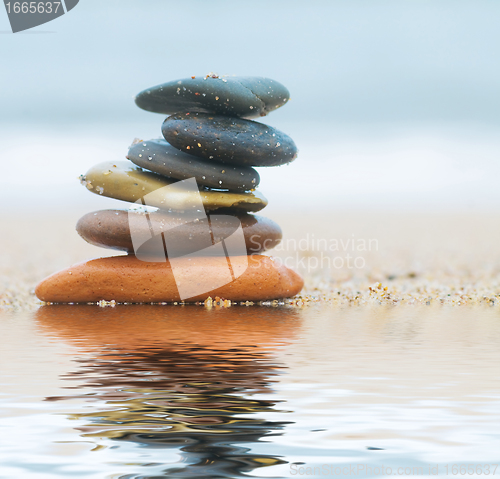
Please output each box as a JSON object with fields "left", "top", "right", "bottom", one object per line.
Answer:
{"left": 80, "top": 161, "right": 268, "bottom": 212}
{"left": 76, "top": 209, "right": 282, "bottom": 256}
{"left": 35, "top": 255, "right": 304, "bottom": 303}
{"left": 127, "top": 139, "right": 260, "bottom": 192}
{"left": 134, "top": 75, "right": 289, "bottom": 118}
{"left": 162, "top": 113, "right": 298, "bottom": 167}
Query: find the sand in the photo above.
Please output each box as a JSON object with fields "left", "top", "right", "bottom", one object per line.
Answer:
{"left": 2, "top": 209, "right": 500, "bottom": 310}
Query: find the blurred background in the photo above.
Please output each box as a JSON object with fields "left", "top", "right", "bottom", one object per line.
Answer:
{"left": 1, "top": 0, "right": 499, "bottom": 215}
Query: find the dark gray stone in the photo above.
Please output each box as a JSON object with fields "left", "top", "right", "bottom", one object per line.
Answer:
{"left": 162, "top": 113, "right": 298, "bottom": 167}
{"left": 127, "top": 139, "right": 260, "bottom": 192}
{"left": 134, "top": 75, "right": 290, "bottom": 119}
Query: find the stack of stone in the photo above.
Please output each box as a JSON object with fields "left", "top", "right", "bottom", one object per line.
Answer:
{"left": 36, "top": 74, "right": 304, "bottom": 304}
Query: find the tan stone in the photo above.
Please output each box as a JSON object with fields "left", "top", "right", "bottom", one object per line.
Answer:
{"left": 76, "top": 209, "right": 282, "bottom": 255}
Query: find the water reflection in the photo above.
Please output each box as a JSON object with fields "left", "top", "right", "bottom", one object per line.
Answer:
{"left": 35, "top": 305, "right": 302, "bottom": 478}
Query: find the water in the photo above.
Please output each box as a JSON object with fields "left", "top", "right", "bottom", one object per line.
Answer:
{"left": 1, "top": 305, "right": 500, "bottom": 478}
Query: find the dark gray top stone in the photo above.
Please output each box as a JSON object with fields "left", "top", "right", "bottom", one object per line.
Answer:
{"left": 135, "top": 75, "right": 290, "bottom": 119}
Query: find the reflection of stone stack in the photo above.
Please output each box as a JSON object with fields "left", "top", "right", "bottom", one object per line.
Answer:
{"left": 40, "top": 305, "right": 299, "bottom": 476}
{"left": 35, "top": 74, "right": 304, "bottom": 304}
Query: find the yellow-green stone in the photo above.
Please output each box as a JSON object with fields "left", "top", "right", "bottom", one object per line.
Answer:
{"left": 80, "top": 161, "right": 267, "bottom": 212}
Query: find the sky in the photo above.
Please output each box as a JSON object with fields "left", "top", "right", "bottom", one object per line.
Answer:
{"left": 2, "top": 0, "right": 500, "bottom": 125}
{"left": 1, "top": 0, "right": 499, "bottom": 211}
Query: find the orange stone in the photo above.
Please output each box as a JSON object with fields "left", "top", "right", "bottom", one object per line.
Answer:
{"left": 35, "top": 254, "right": 303, "bottom": 303}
